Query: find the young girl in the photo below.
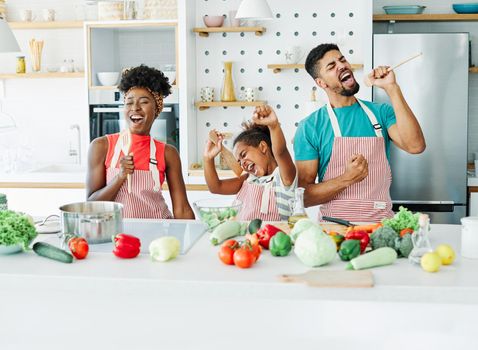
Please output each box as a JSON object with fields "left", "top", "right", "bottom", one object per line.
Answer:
{"left": 204, "top": 105, "right": 297, "bottom": 221}
{"left": 86, "top": 65, "right": 194, "bottom": 219}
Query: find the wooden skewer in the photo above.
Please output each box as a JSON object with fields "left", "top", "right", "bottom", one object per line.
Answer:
{"left": 364, "top": 52, "right": 423, "bottom": 87}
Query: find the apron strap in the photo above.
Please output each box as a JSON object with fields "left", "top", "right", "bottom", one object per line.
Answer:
{"left": 149, "top": 137, "right": 161, "bottom": 192}
{"left": 357, "top": 99, "right": 383, "bottom": 137}
{"left": 260, "top": 177, "right": 274, "bottom": 214}
{"left": 110, "top": 132, "right": 125, "bottom": 168}
{"left": 327, "top": 100, "right": 383, "bottom": 137}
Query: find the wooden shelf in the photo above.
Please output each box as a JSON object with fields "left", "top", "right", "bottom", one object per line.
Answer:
{"left": 267, "top": 63, "right": 364, "bottom": 73}
{"left": 188, "top": 168, "right": 237, "bottom": 177}
{"left": 470, "top": 67, "right": 478, "bottom": 73}
{"left": 195, "top": 100, "right": 267, "bottom": 111}
{"left": 192, "top": 26, "right": 266, "bottom": 37}
{"left": 373, "top": 14, "right": 478, "bottom": 22}
{"left": 0, "top": 72, "right": 85, "bottom": 79}
{"left": 8, "top": 21, "right": 84, "bottom": 29}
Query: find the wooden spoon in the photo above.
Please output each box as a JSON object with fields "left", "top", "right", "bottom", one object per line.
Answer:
{"left": 208, "top": 130, "right": 243, "bottom": 177}
{"left": 364, "top": 52, "right": 423, "bottom": 87}
{"left": 121, "top": 130, "right": 132, "bottom": 193}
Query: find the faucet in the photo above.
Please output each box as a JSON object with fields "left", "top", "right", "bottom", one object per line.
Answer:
{"left": 69, "top": 124, "right": 81, "bottom": 165}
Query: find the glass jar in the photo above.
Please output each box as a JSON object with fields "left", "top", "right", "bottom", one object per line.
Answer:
{"left": 16, "top": 56, "right": 26, "bottom": 74}
{"left": 0, "top": 193, "right": 8, "bottom": 211}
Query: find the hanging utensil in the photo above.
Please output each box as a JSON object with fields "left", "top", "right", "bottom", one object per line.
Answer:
{"left": 364, "top": 52, "right": 423, "bottom": 87}
{"left": 208, "top": 130, "right": 243, "bottom": 177}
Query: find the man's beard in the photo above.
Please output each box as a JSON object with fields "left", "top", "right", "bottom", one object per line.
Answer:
{"left": 339, "top": 81, "right": 360, "bottom": 96}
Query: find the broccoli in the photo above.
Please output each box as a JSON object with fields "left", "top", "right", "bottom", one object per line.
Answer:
{"left": 395, "top": 233, "right": 414, "bottom": 258}
{"left": 370, "top": 226, "right": 399, "bottom": 250}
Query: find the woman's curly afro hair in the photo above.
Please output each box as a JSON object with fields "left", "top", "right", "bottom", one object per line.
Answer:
{"left": 118, "top": 64, "right": 171, "bottom": 97}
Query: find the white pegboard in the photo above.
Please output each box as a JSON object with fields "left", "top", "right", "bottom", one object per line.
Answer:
{"left": 192, "top": 0, "right": 372, "bottom": 165}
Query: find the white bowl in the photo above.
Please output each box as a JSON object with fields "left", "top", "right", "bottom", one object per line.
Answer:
{"left": 163, "top": 71, "right": 176, "bottom": 84}
{"left": 97, "top": 72, "right": 120, "bottom": 86}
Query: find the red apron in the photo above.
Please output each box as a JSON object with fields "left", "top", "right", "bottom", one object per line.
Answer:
{"left": 320, "top": 100, "right": 394, "bottom": 223}
{"left": 106, "top": 132, "right": 173, "bottom": 219}
{"left": 236, "top": 174, "right": 281, "bottom": 221}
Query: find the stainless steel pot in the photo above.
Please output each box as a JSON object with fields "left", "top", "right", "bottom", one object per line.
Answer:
{"left": 59, "top": 201, "right": 123, "bottom": 244}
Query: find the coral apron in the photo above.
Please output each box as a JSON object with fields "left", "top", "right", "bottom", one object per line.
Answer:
{"left": 106, "top": 133, "right": 173, "bottom": 219}
{"left": 236, "top": 174, "right": 281, "bottom": 221}
{"left": 320, "top": 100, "right": 394, "bottom": 223}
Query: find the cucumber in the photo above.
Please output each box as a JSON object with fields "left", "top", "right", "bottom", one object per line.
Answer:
{"left": 346, "top": 247, "right": 397, "bottom": 270}
{"left": 33, "top": 242, "right": 73, "bottom": 264}
{"left": 209, "top": 221, "right": 246, "bottom": 246}
{"left": 248, "top": 218, "right": 262, "bottom": 234}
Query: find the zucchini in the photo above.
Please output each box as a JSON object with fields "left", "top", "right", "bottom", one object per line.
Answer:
{"left": 33, "top": 242, "right": 73, "bottom": 263}
{"left": 248, "top": 218, "right": 262, "bottom": 234}
{"left": 346, "top": 247, "right": 397, "bottom": 270}
{"left": 209, "top": 221, "right": 246, "bottom": 246}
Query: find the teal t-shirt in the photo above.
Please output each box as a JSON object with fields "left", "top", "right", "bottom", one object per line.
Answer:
{"left": 293, "top": 100, "right": 397, "bottom": 182}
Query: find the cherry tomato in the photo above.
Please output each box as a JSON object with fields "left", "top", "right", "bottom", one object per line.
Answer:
{"left": 233, "top": 247, "right": 255, "bottom": 268}
{"left": 68, "top": 237, "right": 89, "bottom": 259}
{"left": 219, "top": 239, "right": 238, "bottom": 265}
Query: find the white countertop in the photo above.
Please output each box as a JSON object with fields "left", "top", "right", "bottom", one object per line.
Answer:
{"left": 1, "top": 222, "right": 477, "bottom": 350}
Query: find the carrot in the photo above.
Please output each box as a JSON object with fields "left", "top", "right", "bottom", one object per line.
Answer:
{"left": 346, "top": 223, "right": 382, "bottom": 234}
{"left": 399, "top": 228, "right": 414, "bottom": 237}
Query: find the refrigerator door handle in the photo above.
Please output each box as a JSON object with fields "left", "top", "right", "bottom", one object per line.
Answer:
{"left": 392, "top": 200, "right": 455, "bottom": 205}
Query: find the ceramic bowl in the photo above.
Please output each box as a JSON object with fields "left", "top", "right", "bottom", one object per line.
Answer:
{"left": 97, "top": 72, "right": 120, "bottom": 86}
{"left": 0, "top": 244, "right": 24, "bottom": 255}
{"left": 203, "top": 15, "right": 225, "bottom": 28}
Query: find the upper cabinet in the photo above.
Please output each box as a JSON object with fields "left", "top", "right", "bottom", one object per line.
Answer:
{"left": 86, "top": 21, "right": 178, "bottom": 90}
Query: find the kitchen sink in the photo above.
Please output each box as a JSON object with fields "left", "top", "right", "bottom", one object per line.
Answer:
{"left": 30, "top": 164, "right": 86, "bottom": 173}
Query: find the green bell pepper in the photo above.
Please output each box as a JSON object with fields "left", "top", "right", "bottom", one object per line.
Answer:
{"left": 338, "top": 239, "right": 361, "bottom": 261}
{"left": 269, "top": 231, "right": 292, "bottom": 257}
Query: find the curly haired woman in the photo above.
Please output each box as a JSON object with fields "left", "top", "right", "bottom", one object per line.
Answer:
{"left": 86, "top": 65, "right": 194, "bottom": 219}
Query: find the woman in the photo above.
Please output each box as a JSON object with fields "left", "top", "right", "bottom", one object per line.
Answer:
{"left": 86, "top": 65, "right": 194, "bottom": 219}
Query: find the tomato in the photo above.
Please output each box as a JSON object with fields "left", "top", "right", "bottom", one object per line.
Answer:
{"left": 68, "top": 237, "right": 89, "bottom": 259}
{"left": 251, "top": 244, "right": 262, "bottom": 262}
{"left": 233, "top": 247, "right": 255, "bottom": 268}
{"left": 219, "top": 239, "right": 238, "bottom": 265}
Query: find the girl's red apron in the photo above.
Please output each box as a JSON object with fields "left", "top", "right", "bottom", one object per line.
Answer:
{"left": 236, "top": 172, "right": 281, "bottom": 221}
{"left": 320, "top": 100, "right": 394, "bottom": 223}
{"left": 105, "top": 133, "right": 173, "bottom": 219}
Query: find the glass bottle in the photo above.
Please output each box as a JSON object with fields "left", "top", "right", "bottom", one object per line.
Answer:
{"left": 288, "top": 187, "right": 308, "bottom": 228}
{"left": 221, "top": 61, "right": 236, "bottom": 102}
{"left": 0, "top": 193, "right": 7, "bottom": 211}
{"left": 408, "top": 213, "right": 433, "bottom": 265}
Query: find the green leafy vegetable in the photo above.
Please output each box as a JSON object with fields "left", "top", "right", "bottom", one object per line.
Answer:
{"left": 199, "top": 208, "right": 238, "bottom": 231}
{"left": 382, "top": 206, "right": 419, "bottom": 233}
{"left": 395, "top": 233, "right": 414, "bottom": 258}
{"left": 370, "top": 226, "right": 399, "bottom": 250}
{"left": 0, "top": 210, "right": 37, "bottom": 250}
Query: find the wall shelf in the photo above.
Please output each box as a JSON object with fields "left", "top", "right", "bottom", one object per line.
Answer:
{"left": 0, "top": 72, "right": 85, "bottom": 79}
{"left": 188, "top": 168, "right": 237, "bottom": 177}
{"left": 195, "top": 100, "right": 267, "bottom": 111}
{"left": 373, "top": 14, "right": 478, "bottom": 22}
{"left": 267, "top": 63, "right": 364, "bottom": 73}
{"left": 192, "top": 26, "right": 266, "bottom": 37}
{"left": 8, "top": 21, "right": 84, "bottom": 29}
{"left": 470, "top": 67, "right": 478, "bottom": 73}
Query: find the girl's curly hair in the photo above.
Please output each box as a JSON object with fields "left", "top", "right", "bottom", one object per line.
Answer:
{"left": 233, "top": 121, "right": 272, "bottom": 152}
{"left": 118, "top": 65, "right": 171, "bottom": 97}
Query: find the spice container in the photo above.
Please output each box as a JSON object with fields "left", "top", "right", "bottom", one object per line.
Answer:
{"left": 0, "top": 193, "right": 8, "bottom": 211}
{"left": 16, "top": 56, "right": 26, "bottom": 74}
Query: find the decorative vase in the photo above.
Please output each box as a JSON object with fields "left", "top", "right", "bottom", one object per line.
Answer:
{"left": 221, "top": 61, "right": 236, "bottom": 102}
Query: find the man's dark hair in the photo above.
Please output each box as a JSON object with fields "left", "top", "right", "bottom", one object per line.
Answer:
{"left": 305, "top": 43, "right": 340, "bottom": 80}
{"left": 233, "top": 121, "right": 272, "bottom": 153}
{"left": 118, "top": 64, "right": 171, "bottom": 97}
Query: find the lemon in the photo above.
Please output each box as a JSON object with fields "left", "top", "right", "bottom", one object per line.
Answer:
{"left": 421, "top": 252, "right": 442, "bottom": 273}
{"left": 435, "top": 244, "right": 456, "bottom": 265}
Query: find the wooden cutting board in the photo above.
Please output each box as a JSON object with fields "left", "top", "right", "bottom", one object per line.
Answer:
{"left": 279, "top": 270, "right": 374, "bottom": 288}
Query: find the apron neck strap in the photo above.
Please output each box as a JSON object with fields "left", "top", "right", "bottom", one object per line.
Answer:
{"left": 327, "top": 99, "right": 383, "bottom": 137}
{"left": 149, "top": 137, "right": 161, "bottom": 192}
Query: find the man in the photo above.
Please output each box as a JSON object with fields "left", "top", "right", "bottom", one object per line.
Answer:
{"left": 294, "top": 43, "right": 425, "bottom": 222}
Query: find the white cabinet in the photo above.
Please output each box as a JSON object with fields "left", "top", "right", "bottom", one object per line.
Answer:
{"left": 470, "top": 192, "right": 478, "bottom": 216}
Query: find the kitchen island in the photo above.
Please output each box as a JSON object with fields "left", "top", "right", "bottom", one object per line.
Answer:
{"left": 1, "top": 223, "right": 477, "bottom": 350}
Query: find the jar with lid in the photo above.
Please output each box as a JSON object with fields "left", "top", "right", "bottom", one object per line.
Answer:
{"left": 0, "top": 193, "right": 8, "bottom": 211}
{"left": 16, "top": 56, "right": 26, "bottom": 74}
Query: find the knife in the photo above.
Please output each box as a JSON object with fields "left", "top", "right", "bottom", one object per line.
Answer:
{"left": 322, "top": 216, "right": 354, "bottom": 227}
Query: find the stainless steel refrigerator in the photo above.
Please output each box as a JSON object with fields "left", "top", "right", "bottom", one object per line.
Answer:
{"left": 373, "top": 33, "right": 469, "bottom": 224}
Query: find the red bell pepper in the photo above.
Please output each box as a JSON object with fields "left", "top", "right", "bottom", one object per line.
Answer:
{"left": 344, "top": 230, "right": 370, "bottom": 253}
{"left": 256, "top": 224, "right": 282, "bottom": 249}
{"left": 112, "top": 233, "right": 141, "bottom": 259}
